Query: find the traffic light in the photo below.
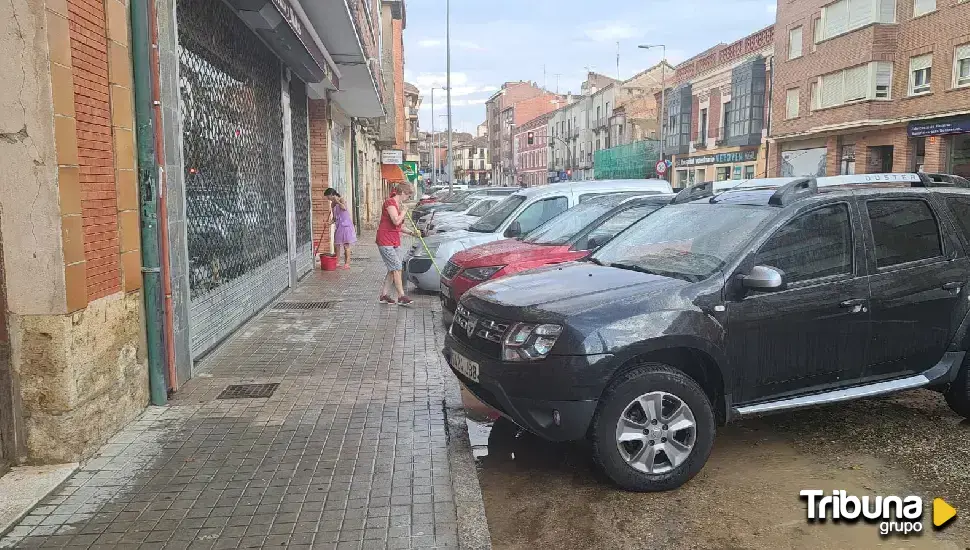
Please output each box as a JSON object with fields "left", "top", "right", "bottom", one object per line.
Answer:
{"left": 527, "top": 131, "right": 534, "bottom": 145}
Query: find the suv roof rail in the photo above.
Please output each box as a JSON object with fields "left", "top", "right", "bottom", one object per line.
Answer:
{"left": 670, "top": 181, "right": 715, "bottom": 205}
{"left": 815, "top": 173, "right": 925, "bottom": 188}
{"left": 768, "top": 178, "right": 817, "bottom": 206}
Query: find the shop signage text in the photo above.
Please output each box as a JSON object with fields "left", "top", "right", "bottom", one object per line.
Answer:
{"left": 908, "top": 117, "right": 970, "bottom": 138}
{"left": 676, "top": 149, "right": 758, "bottom": 168}
{"left": 381, "top": 150, "right": 404, "bottom": 165}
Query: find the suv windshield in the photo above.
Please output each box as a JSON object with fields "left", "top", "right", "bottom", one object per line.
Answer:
{"left": 524, "top": 194, "right": 637, "bottom": 245}
{"left": 591, "top": 204, "right": 775, "bottom": 282}
{"left": 469, "top": 195, "right": 526, "bottom": 232}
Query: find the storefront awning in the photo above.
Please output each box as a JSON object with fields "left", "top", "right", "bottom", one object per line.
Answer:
{"left": 381, "top": 164, "right": 407, "bottom": 182}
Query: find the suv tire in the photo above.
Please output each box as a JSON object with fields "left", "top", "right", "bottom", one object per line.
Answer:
{"left": 591, "top": 363, "right": 715, "bottom": 492}
{"left": 945, "top": 360, "right": 970, "bottom": 419}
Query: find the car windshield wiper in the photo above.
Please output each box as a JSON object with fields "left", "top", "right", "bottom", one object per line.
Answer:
{"left": 608, "top": 262, "right": 663, "bottom": 276}
{"left": 587, "top": 257, "right": 607, "bottom": 266}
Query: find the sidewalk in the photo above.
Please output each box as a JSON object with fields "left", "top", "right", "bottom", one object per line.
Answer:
{"left": 0, "top": 236, "right": 489, "bottom": 550}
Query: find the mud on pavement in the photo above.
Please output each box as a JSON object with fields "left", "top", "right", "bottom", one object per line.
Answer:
{"left": 465, "top": 388, "right": 970, "bottom": 549}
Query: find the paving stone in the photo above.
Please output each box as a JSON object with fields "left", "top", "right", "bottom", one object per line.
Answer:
{"left": 2, "top": 239, "right": 466, "bottom": 549}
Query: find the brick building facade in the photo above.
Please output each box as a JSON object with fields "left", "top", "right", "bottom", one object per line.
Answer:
{"left": 486, "top": 82, "right": 563, "bottom": 185}
{"left": 515, "top": 113, "right": 555, "bottom": 186}
{"left": 769, "top": 0, "right": 970, "bottom": 178}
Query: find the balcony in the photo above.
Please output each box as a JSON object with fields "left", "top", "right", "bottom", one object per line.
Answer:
{"left": 302, "top": 0, "right": 385, "bottom": 117}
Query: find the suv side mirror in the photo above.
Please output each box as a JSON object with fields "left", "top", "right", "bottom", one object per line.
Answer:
{"left": 505, "top": 221, "right": 522, "bottom": 238}
{"left": 585, "top": 237, "right": 600, "bottom": 250}
{"left": 741, "top": 265, "right": 785, "bottom": 291}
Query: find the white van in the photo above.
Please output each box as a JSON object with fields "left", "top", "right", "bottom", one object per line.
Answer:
{"left": 404, "top": 179, "right": 673, "bottom": 291}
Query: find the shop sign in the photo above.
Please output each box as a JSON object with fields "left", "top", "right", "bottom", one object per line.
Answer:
{"left": 676, "top": 149, "right": 758, "bottom": 168}
{"left": 908, "top": 116, "right": 970, "bottom": 138}
{"left": 381, "top": 149, "right": 404, "bottom": 165}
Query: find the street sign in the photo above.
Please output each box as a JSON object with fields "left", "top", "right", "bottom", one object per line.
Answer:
{"left": 381, "top": 149, "right": 404, "bottom": 165}
{"left": 655, "top": 160, "right": 668, "bottom": 175}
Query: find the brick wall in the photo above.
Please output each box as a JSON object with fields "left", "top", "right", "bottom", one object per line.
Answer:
{"left": 68, "top": 0, "right": 120, "bottom": 301}
{"left": 309, "top": 99, "right": 333, "bottom": 256}
{"left": 690, "top": 95, "right": 700, "bottom": 141}
{"left": 708, "top": 88, "right": 721, "bottom": 139}
{"left": 772, "top": 0, "right": 970, "bottom": 140}
{"left": 393, "top": 19, "right": 405, "bottom": 150}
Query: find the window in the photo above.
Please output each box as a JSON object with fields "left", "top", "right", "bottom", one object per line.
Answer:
{"left": 910, "top": 54, "right": 932, "bottom": 95}
{"left": 786, "top": 88, "right": 800, "bottom": 119}
{"left": 699, "top": 109, "right": 708, "bottom": 142}
{"left": 810, "top": 82, "right": 819, "bottom": 110}
{"left": 721, "top": 101, "right": 732, "bottom": 139}
{"left": 840, "top": 145, "right": 856, "bottom": 175}
{"left": 817, "top": 62, "right": 893, "bottom": 108}
{"left": 867, "top": 199, "right": 942, "bottom": 267}
{"left": 744, "top": 165, "right": 756, "bottom": 179}
{"left": 914, "top": 0, "right": 935, "bottom": 16}
{"left": 955, "top": 44, "right": 970, "bottom": 88}
{"left": 716, "top": 166, "right": 732, "bottom": 181}
{"left": 755, "top": 204, "right": 853, "bottom": 284}
{"left": 789, "top": 27, "right": 803, "bottom": 60}
{"left": 946, "top": 198, "right": 970, "bottom": 244}
{"left": 813, "top": 16, "right": 823, "bottom": 48}
{"left": 820, "top": 0, "right": 896, "bottom": 41}
{"left": 513, "top": 197, "right": 568, "bottom": 235}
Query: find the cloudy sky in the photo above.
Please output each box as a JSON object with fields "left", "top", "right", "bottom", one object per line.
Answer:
{"left": 403, "top": 0, "right": 777, "bottom": 134}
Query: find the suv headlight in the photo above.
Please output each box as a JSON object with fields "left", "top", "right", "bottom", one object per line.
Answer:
{"left": 462, "top": 265, "right": 505, "bottom": 281}
{"left": 502, "top": 323, "right": 563, "bottom": 361}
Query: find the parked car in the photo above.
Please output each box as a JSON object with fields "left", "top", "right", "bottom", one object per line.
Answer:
{"left": 444, "top": 172, "right": 970, "bottom": 492}
{"left": 426, "top": 197, "right": 502, "bottom": 235}
{"left": 411, "top": 187, "right": 518, "bottom": 226}
{"left": 416, "top": 195, "right": 502, "bottom": 235}
{"left": 439, "top": 193, "right": 673, "bottom": 322}
{"left": 404, "top": 179, "right": 673, "bottom": 291}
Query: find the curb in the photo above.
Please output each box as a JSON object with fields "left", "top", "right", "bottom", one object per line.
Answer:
{"left": 443, "top": 367, "right": 492, "bottom": 550}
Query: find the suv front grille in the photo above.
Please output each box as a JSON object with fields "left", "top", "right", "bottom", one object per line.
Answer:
{"left": 442, "top": 260, "right": 461, "bottom": 279}
{"left": 452, "top": 304, "right": 510, "bottom": 358}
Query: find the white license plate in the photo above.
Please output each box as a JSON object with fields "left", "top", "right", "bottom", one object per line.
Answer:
{"left": 441, "top": 284, "right": 453, "bottom": 300}
{"left": 452, "top": 352, "right": 479, "bottom": 382}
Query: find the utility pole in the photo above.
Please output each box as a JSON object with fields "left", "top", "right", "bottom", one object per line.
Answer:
{"left": 430, "top": 88, "right": 436, "bottom": 188}
{"left": 446, "top": 0, "right": 453, "bottom": 193}
{"left": 616, "top": 42, "right": 621, "bottom": 81}
{"left": 554, "top": 73, "right": 561, "bottom": 94}
{"left": 639, "top": 44, "right": 667, "bottom": 182}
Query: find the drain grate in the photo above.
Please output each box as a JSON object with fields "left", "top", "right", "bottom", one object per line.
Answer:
{"left": 272, "top": 301, "right": 335, "bottom": 311}
{"left": 216, "top": 383, "right": 280, "bottom": 399}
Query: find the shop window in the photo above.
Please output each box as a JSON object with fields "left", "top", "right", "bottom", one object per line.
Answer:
{"left": 733, "top": 166, "right": 743, "bottom": 179}
{"left": 914, "top": 137, "right": 926, "bottom": 172}
{"left": 744, "top": 165, "right": 756, "bottom": 179}
{"left": 951, "top": 135, "right": 970, "bottom": 178}
{"left": 716, "top": 167, "right": 732, "bottom": 181}
{"left": 840, "top": 145, "right": 856, "bottom": 175}
{"left": 909, "top": 54, "right": 932, "bottom": 96}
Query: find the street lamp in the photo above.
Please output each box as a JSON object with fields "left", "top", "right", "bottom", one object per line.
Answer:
{"left": 638, "top": 44, "right": 667, "bottom": 181}
{"left": 446, "top": 0, "right": 453, "bottom": 193}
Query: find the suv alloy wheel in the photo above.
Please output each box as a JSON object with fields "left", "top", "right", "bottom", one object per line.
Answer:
{"left": 591, "top": 363, "right": 716, "bottom": 492}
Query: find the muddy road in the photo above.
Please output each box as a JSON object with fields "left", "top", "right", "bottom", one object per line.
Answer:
{"left": 463, "top": 388, "right": 970, "bottom": 549}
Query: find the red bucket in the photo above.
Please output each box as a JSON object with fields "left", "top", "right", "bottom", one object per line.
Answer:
{"left": 319, "top": 254, "right": 338, "bottom": 271}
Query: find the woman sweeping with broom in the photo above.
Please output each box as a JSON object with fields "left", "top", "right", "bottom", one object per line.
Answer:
{"left": 325, "top": 188, "right": 356, "bottom": 269}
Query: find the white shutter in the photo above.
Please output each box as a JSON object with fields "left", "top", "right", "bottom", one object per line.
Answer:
{"left": 874, "top": 61, "right": 893, "bottom": 98}
{"left": 844, "top": 65, "right": 869, "bottom": 101}
{"left": 786, "top": 89, "right": 800, "bottom": 119}
{"left": 955, "top": 44, "right": 970, "bottom": 86}
{"left": 914, "top": 0, "right": 935, "bottom": 17}
{"left": 878, "top": 0, "right": 896, "bottom": 23}
{"left": 848, "top": 0, "right": 872, "bottom": 30}
{"left": 820, "top": 72, "right": 844, "bottom": 108}
{"left": 789, "top": 27, "right": 803, "bottom": 59}
{"left": 911, "top": 54, "right": 932, "bottom": 72}
{"left": 824, "top": 0, "right": 849, "bottom": 39}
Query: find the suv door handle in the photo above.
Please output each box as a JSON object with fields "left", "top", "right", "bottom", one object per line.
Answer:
{"left": 943, "top": 282, "right": 964, "bottom": 292}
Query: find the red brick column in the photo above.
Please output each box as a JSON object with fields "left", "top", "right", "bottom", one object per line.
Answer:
{"left": 825, "top": 136, "right": 840, "bottom": 176}
{"left": 309, "top": 99, "right": 332, "bottom": 256}
{"left": 708, "top": 89, "right": 721, "bottom": 140}
{"left": 767, "top": 142, "right": 783, "bottom": 177}
{"left": 854, "top": 136, "right": 870, "bottom": 174}
{"left": 893, "top": 131, "right": 915, "bottom": 172}
{"left": 690, "top": 95, "right": 700, "bottom": 142}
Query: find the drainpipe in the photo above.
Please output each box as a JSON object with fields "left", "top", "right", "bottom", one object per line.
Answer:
{"left": 131, "top": 0, "right": 167, "bottom": 406}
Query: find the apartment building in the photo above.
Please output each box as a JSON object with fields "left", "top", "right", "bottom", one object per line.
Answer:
{"left": 547, "top": 73, "right": 621, "bottom": 181}
{"left": 456, "top": 137, "right": 491, "bottom": 184}
{"left": 514, "top": 113, "right": 554, "bottom": 186}
{"left": 486, "top": 82, "right": 564, "bottom": 185}
{"left": 770, "top": 0, "right": 970, "bottom": 178}
{"left": 404, "top": 82, "right": 421, "bottom": 162}
{"left": 657, "top": 26, "right": 775, "bottom": 189}
{"left": 610, "top": 62, "right": 672, "bottom": 148}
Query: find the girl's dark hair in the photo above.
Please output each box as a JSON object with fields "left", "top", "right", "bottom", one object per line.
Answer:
{"left": 324, "top": 188, "right": 339, "bottom": 197}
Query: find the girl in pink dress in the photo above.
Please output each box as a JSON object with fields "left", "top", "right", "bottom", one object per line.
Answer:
{"left": 326, "top": 188, "right": 357, "bottom": 269}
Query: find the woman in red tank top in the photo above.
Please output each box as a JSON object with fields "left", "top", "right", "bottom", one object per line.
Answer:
{"left": 377, "top": 183, "right": 416, "bottom": 305}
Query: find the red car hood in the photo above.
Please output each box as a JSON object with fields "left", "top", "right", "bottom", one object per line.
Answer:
{"left": 450, "top": 239, "right": 574, "bottom": 269}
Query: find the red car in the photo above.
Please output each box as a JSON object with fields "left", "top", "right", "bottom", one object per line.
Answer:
{"left": 440, "top": 192, "right": 672, "bottom": 320}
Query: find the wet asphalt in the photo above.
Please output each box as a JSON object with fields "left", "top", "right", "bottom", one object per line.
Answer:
{"left": 460, "top": 386, "right": 970, "bottom": 549}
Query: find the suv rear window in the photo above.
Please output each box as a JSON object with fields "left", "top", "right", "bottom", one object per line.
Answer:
{"left": 946, "top": 197, "right": 970, "bottom": 244}
{"left": 867, "top": 199, "right": 943, "bottom": 268}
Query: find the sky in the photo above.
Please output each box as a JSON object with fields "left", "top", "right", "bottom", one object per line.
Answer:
{"left": 403, "top": 0, "right": 778, "bottom": 134}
